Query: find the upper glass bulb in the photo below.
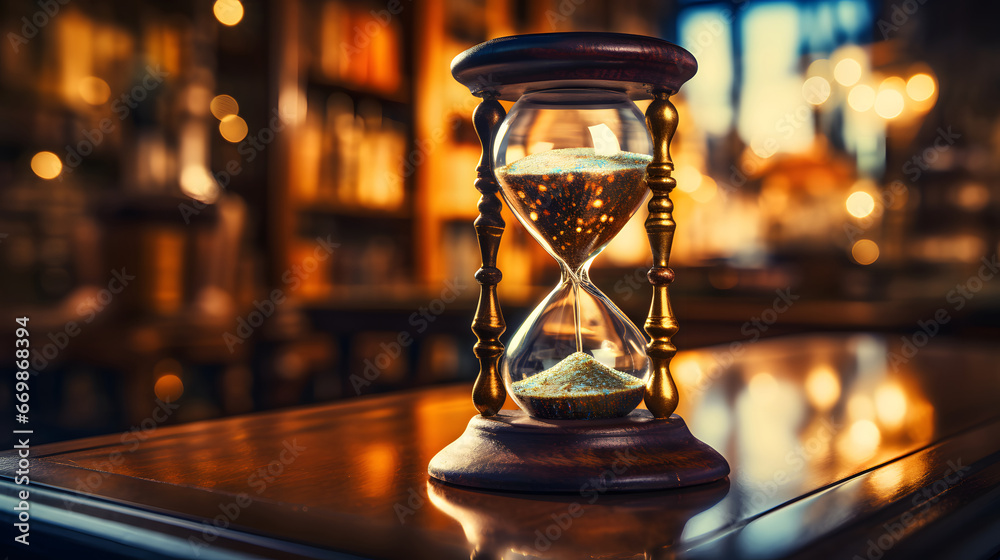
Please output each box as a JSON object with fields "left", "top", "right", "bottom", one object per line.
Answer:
{"left": 494, "top": 89, "right": 653, "bottom": 272}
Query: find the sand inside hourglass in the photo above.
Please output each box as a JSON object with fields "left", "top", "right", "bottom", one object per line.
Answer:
{"left": 496, "top": 147, "right": 651, "bottom": 419}
{"left": 496, "top": 147, "right": 652, "bottom": 272}
{"left": 510, "top": 352, "right": 645, "bottom": 419}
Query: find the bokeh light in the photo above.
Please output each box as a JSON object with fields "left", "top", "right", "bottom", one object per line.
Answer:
{"left": 881, "top": 76, "right": 906, "bottom": 89}
{"left": 210, "top": 94, "right": 240, "bottom": 120}
{"left": 852, "top": 239, "right": 880, "bottom": 265}
{"left": 906, "top": 73, "right": 936, "bottom": 101}
{"left": 213, "top": 0, "right": 244, "bottom": 26}
{"left": 180, "top": 165, "right": 220, "bottom": 203}
{"left": 672, "top": 357, "right": 704, "bottom": 387}
{"left": 848, "top": 84, "right": 875, "bottom": 112}
{"left": 805, "top": 365, "right": 841, "bottom": 411}
{"left": 78, "top": 76, "right": 111, "bottom": 105}
{"left": 848, "top": 393, "right": 875, "bottom": 420}
{"left": 874, "top": 89, "right": 904, "bottom": 119}
{"left": 689, "top": 175, "right": 718, "bottom": 203}
{"left": 154, "top": 374, "right": 185, "bottom": 403}
{"left": 875, "top": 383, "right": 908, "bottom": 430}
{"left": 748, "top": 372, "right": 778, "bottom": 401}
{"left": 802, "top": 76, "right": 831, "bottom": 105}
{"left": 675, "top": 164, "right": 704, "bottom": 193}
{"left": 31, "top": 151, "right": 62, "bottom": 179}
{"left": 845, "top": 419, "right": 881, "bottom": 458}
{"left": 806, "top": 59, "right": 831, "bottom": 79}
{"left": 955, "top": 182, "right": 990, "bottom": 211}
{"left": 834, "top": 58, "right": 862, "bottom": 86}
{"left": 219, "top": 114, "right": 249, "bottom": 142}
{"left": 846, "top": 191, "right": 876, "bottom": 218}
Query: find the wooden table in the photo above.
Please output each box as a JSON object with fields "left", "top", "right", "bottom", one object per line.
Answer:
{"left": 3, "top": 333, "right": 1000, "bottom": 559}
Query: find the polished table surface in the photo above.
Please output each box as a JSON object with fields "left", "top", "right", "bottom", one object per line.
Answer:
{"left": 3, "top": 333, "right": 1000, "bottom": 559}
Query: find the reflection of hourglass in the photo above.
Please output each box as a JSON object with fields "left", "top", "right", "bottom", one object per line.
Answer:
{"left": 427, "top": 479, "right": 729, "bottom": 560}
{"left": 430, "top": 33, "right": 729, "bottom": 491}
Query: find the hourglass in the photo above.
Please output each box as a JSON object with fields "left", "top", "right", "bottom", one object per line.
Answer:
{"left": 429, "top": 32, "right": 729, "bottom": 491}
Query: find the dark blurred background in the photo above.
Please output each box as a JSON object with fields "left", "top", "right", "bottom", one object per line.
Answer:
{"left": 1, "top": 0, "right": 997, "bottom": 442}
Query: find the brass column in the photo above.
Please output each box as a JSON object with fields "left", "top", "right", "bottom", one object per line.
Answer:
{"left": 470, "top": 95, "right": 507, "bottom": 416}
{"left": 643, "top": 92, "right": 680, "bottom": 419}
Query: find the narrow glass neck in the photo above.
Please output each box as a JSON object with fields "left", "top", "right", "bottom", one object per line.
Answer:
{"left": 559, "top": 257, "right": 594, "bottom": 285}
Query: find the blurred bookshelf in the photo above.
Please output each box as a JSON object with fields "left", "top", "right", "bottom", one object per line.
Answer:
{"left": 266, "top": 0, "right": 679, "bottom": 403}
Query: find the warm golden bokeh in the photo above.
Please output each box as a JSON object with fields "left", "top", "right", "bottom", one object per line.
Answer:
{"left": 805, "top": 365, "right": 841, "bottom": 411}
{"left": 875, "top": 89, "right": 904, "bottom": 119}
{"left": 875, "top": 382, "right": 908, "bottom": 431}
{"left": 154, "top": 374, "right": 185, "bottom": 403}
{"left": 846, "top": 191, "right": 876, "bottom": 218}
{"left": 31, "top": 151, "right": 62, "bottom": 179}
{"left": 803, "top": 76, "right": 831, "bottom": 105}
{"left": 834, "top": 58, "right": 862, "bottom": 86}
{"left": 906, "top": 73, "right": 935, "bottom": 101}
{"left": 851, "top": 239, "right": 880, "bottom": 265}
{"left": 213, "top": 0, "right": 244, "bottom": 26}
{"left": 210, "top": 94, "right": 240, "bottom": 120}
{"left": 848, "top": 84, "right": 875, "bottom": 112}
{"left": 219, "top": 114, "right": 249, "bottom": 142}
{"left": 78, "top": 76, "right": 111, "bottom": 105}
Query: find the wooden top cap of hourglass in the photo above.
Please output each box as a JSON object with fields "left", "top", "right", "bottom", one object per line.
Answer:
{"left": 451, "top": 32, "right": 696, "bottom": 101}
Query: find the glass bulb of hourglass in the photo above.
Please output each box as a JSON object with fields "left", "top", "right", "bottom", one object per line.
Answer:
{"left": 493, "top": 88, "right": 653, "bottom": 419}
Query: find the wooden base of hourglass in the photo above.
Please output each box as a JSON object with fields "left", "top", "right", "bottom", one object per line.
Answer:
{"left": 428, "top": 410, "right": 729, "bottom": 493}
